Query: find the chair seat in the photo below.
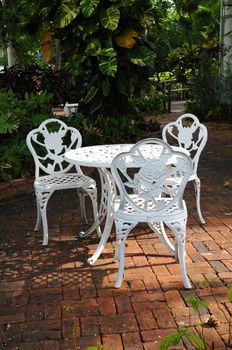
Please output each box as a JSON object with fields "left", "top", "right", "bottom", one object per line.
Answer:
{"left": 34, "top": 173, "right": 96, "bottom": 191}
{"left": 114, "top": 194, "right": 187, "bottom": 222}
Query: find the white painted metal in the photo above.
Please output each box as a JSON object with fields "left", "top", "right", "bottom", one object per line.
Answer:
{"left": 162, "top": 113, "right": 208, "bottom": 224}
{"left": 26, "top": 118, "right": 100, "bottom": 245}
{"left": 65, "top": 143, "right": 190, "bottom": 266}
{"left": 111, "top": 138, "right": 192, "bottom": 289}
{"left": 65, "top": 144, "right": 188, "bottom": 168}
{"left": 63, "top": 102, "right": 79, "bottom": 117}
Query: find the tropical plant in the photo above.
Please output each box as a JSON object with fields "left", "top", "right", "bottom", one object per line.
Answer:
{"left": 15, "top": 0, "right": 160, "bottom": 119}
{"left": 0, "top": 89, "right": 54, "bottom": 181}
{"left": 163, "top": 0, "right": 220, "bottom": 83}
{"left": 185, "top": 54, "right": 232, "bottom": 121}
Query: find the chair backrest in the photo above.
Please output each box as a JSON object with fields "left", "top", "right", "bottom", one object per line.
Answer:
{"left": 162, "top": 113, "right": 208, "bottom": 175}
{"left": 111, "top": 138, "right": 192, "bottom": 217}
{"left": 26, "top": 118, "right": 82, "bottom": 178}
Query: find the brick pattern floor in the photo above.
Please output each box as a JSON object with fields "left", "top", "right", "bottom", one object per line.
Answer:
{"left": 0, "top": 117, "right": 232, "bottom": 350}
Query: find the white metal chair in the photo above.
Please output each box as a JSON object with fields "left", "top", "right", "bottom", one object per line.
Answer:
{"left": 162, "top": 113, "right": 208, "bottom": 224}
{"left": 26, "top": 118, "right": 100, "bottom": 245}
{"left": 111, "top": 138, "right": 192, "bottom": 289}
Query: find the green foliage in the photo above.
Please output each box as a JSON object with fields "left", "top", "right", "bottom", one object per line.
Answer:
{"left": 160, "top": 328, "right": 205, "bottom": 350}
{"left": 164, "top": 0, "right": 219, "bottom": 83}
{"left": 185, "top": 55, "right": 232, "bottom": 121}
{"left": 0, "top": 0, "right": 40, "bottom": 66}
{"left": 0, "top": 90, "right": 21, "bottom": 133}
{"left": 227, "top": 284, "right": 232, "bottom": 302}
{"left": 160, "top": 293, "right": 210, "bottom": 350}
{"left": 69, "top": 111, "right": 141, "bottom": 146}
{"left": 185, "top": 295, "right": 208, "bottom": 312}
{"left": 0, "top": 64, "right": 75, "bottom": 106}
{"left": 0, "top": 89, "right": 53, "bottom": 181}
{"left": 22, "top": 0, "right": 158, "bottom": 118}
{"left": 130, "top": 87, "right": 164, "bottom": 116}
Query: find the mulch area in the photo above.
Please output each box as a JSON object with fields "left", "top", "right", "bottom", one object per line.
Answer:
{"left": 0, "top": 113, "right": 232, "bottom": 350}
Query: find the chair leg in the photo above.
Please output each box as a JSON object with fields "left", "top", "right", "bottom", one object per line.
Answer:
{"left": 167, "top": 219, "right": 191, "bottom": 289}
{"left": 84, "top": 186, "right": 102, "bottom": 238}
{"left": 77, "top": 189, "right": 88, "bottom": 224}
{"left": 193, "top": 177, "right": 206, "bottom": 224}
{"left": 35, "top": 190, "right": 53, "bottom": 246}
{"left": 34, "top": 196, "right": 41, "bottom": 231}
{"left": 149, "top": 222, "right": 175, "bottom": 254}
{"left": 114, "top": 219, "right": 137, "bottom": 288}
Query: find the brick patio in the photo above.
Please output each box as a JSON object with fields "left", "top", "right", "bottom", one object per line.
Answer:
{"left": 0, "top": 115, "right": 231, "bottom": 350}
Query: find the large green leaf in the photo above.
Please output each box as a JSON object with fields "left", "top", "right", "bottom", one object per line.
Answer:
{"left": 98, "top": 47, "right": 117, "bottom": 58}
{"left": 185, "top": 333, "right": 205, "bottom": 350}
{"left": 84, "top": 85, "right": 99, "bottom": 104}
{"left": 80, "top": 0, "right": 100, "bottom": 17}
{"left": 85, "top": 41, "right": 116, "bottom": 58}
{"left": 100, "top": 6, "right": 120, "bottom": 31}
{"left": 127, "top": 47, "right": 155, "bottom": 66}
{"left": 99, "top": 57, "right": 117, "bottom": 76}
{"left": 85, "top": 39, "right": 101, "bottom": 56}
{"left": 59, "top": 3, "right": 79, "bottom": 28}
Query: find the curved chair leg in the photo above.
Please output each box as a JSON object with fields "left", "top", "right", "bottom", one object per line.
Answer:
{"left": 114, "top": 219, "right": 137, "bottom": 288}
{"left": 34, "top": 195, "right": 41, "bottom": 231}
{"left": 193, "top": 177, "right": 205, "bottom": 224}
{"left": 167, "top": 219, "right": 191, "bottom": 289}
{"left": 77, "top": 189, "right": 88, "bottom": 224}
{"left": 35, "top": 190, "right": 53, "bottom": 246}
{"left": 149, "top": 222, "right": 175, "bottom": 254}
{"left": 80, "top": 186, "right": 102, "bottom": 238}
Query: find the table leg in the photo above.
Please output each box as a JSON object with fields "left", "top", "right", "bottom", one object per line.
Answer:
{"left": 87, "top": 167, "right": 117, "bottom": 265}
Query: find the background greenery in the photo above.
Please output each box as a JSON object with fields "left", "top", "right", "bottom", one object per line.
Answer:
{"left": 0, "top": 0, "right": 231, "bottom": 181}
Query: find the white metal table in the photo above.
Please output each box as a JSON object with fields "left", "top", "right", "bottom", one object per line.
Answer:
{"left": 65, "top": 143, "right": 188, "bottom": 265}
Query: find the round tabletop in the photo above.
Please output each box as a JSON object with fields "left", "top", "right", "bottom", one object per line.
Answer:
{"left": 65, "top": 144, "right": 188, "bottom": 168}
{"left": 65, "top": 144, "right": 134, "bottom": 168}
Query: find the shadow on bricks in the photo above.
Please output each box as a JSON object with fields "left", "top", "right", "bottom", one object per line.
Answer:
{"left": 0, "top": 117, "right": 232, "bottom": 350}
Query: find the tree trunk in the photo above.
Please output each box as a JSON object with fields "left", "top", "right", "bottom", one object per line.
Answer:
{"left": 54, "top": 39, "right": 61, "bottom": 71}
{"left": 220, "top": 0, "right": 232, "bottom": 74}
{"left": 2, "top": 0, "right": 16, "bottom": 67}
{"left": 6, "top": 40, "right": 16, "bottom": 67}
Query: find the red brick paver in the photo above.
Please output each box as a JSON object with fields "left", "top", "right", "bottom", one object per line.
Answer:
{"left": 0, "top": 116, "right": 231, "bottom": 349}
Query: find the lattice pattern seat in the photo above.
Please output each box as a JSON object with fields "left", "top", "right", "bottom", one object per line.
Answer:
{"left": 111, "top": 138, "right": 192, "bottom": 289}
{"left": 34, "top": 173, "right": 95, "bottom": 191}
{"left": 115, "top": 194, "right": 184, "bottom": 219}
{"left": 162, "top": 113, "right": 208, "bottom": 224}
{"left": 27, "top": 118, "right": 100, "bottom": 245}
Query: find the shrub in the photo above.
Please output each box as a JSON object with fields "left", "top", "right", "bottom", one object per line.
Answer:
{"left": 0, "top": 64, "right": 75, "bottom": 106}
{"left": 185, "top": 55, "right": 232, "bottom": 121}
{"left": 0, "top": 89, "right": 54, "bottom": 181}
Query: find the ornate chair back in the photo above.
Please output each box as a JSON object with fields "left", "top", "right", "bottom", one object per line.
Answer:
{"left": 111, "top": 138, "right": 192, "bottom": 218}
{"left": 162, "top": 113, "right": 208, "bottom": 176}
{"left": 26, "top": 118, "right": 82, "bottom": 178}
